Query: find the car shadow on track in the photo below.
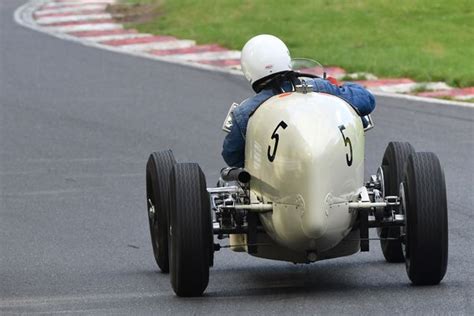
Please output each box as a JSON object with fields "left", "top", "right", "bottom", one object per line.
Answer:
{"left": 201, "top": 258, "right": 450, "bottom": 298}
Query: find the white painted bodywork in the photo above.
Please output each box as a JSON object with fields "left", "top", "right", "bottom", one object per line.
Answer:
{"left": 245, "top": 92, "right": 365, "bottom": 261}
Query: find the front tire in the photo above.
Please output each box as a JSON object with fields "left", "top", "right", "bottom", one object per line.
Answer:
{"left": 379, "top": 142, "right": 415, "bottom": 262}
{"left": 401, "top": 152, "right": 448, "bottom": 285}
{"left": 169, "top": 163, "right": 212, "bottom": 297}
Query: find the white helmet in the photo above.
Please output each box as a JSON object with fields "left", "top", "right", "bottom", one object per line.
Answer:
{"left": 240, "top": 34, "right": 292, "bottom": 92}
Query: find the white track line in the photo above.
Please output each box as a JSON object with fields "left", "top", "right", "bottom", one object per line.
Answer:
{"left": 42, "top": 22, "right": 121, "bottom": 32}
{"left": 168, "top": 50, "right": 241, "bottom": 61}
{"left": 117, "top": 40, "right": 195, "bottom": 52}
{"left": 35, "top": 4, "right": 106, "bottom": 15}
{"left": 81, "top": 33, "right": 151, "bottom": 42}
{"left": 36, "top": 13, "right": 111, "bottom": 24}
{"left": 455, "top": 94, "right": 474, "bottom": 101}
{"left": 371, "top": 91, "right": 474, "bottom": 108}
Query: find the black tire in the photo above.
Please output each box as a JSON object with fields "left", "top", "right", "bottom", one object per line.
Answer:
{"left": 169, "top": 163, "right": 212, "bottom": 297}
{"left": 146, "top": 150, "right": 176, "bottom": 273}
{"left": 379, "top": 142, "right": 415, "bottom": 262}
{"left": 401, "top": 152, "right": 448, "bottom": 285}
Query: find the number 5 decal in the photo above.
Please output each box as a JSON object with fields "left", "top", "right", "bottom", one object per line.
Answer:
{"left": 267, "top": 121, "right": 288, "bottom": 162}
{"left": 338, "top": 125, "right": 353, "bottom": 166}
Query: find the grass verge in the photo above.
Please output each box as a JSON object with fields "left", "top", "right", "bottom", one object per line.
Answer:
{"left": 114, "top": 0, "right": 474, "bottom": 87}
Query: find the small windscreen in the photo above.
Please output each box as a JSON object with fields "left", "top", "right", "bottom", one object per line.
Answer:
{"left": 291, "top": 58, "right": 325, "bottom": 78}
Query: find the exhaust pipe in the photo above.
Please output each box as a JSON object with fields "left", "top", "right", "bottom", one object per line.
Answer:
{"left": 220, "top": 167, "right": 251, "bottom": 183}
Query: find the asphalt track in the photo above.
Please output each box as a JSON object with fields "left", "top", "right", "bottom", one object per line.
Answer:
{"left": 1, "top": 0, "right": 474, "bottom": 314}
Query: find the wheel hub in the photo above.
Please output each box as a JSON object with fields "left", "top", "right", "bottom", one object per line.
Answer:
{"left": 148, "top": 198, "right": 155, "bottom": 220}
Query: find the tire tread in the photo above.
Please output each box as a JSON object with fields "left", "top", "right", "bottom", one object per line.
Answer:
{"left": 404, "top": 152, "right": 448, "bottom": 285}
{"left": 169, "top": 163, "right": 211, "bottom": 297}
{"left": 146, "top": 150, "right": 175, "bottom": 272}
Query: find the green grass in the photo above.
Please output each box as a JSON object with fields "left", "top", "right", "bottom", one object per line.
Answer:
{"left": 119, "top": 0, "right": 474, "bottom": 87}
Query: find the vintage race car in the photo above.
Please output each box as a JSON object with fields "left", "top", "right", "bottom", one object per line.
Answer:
{"left": 146, "top": 62, "right": 448, "bottom": 297}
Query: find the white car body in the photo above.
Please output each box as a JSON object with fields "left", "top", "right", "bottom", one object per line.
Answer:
{"left": 237, "top": 92, "right": 366, "bottom": 263}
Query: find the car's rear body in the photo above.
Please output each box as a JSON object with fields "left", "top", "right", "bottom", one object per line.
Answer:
{"left": 245, "top": 92, "right": 364, "bottom": 262}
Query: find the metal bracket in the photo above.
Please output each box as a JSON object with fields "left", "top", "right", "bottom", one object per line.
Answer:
{"left": 359, "top": 209, "right": 369, "bottom": 251}
{"left": 220, "top": 203, "right": 273, "bottom": 212}
{"left": 207, "top": 186, "right": 241, "bottom": 194}
{"left": 222, "top": 102, "right": 239, "bottom": 133}
{"left": 247, "top": 213, "right": 258, "bottom": 254}
{"left": 294, "top": 79, "right": 314, "bottom": 94}
{"left": 363, "top": 114, "right": 375, "bottom": 132}
{"left": 385, "top": 196, "right": 400, "bottom": 205}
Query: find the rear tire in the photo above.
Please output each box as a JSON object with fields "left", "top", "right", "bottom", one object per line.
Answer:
{"left": 169, "top": 163, "right": 212, "bottom": 297}
{"left": 146, "top": 150, "right": 176, "bottom": 273}
{"left": 401, "top": 152, "right": 448, "bottom": 285}
{"left": 379, "top": 142, "right": 415, "bottom": 262}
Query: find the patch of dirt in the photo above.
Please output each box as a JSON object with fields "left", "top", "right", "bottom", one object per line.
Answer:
{"left": 106, "top": 1, "right": 164, "bottom": 24}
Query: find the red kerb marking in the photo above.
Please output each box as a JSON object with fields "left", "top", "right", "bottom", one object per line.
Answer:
{"left": 355, "top": 78, "right": 414, "bottom": 87}
{"left": 198, "top": 59, "right": 241, "bottom": 67}
{"left": 101, "top": 36, "right": 176, "bottom": 46}
{"left": 68, "top": 29, "right": 137, "bottom": 37}
{"left": 150, "top": 44, "right": 226, "bottom": 56}
{"left": 40, "top": 19, "right": 113, "bottom": 27}
{"left": 53, "top": 0, "right": 109, "bottom": 3}
{"left": 35, "top": 9, "right": 106, "bottom": 18}
{"left": 42, "top": 3, "right": 103, "bottom": 9}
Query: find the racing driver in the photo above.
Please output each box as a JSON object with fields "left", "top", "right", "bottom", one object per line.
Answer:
{"left": 222, "top": 34, "right": 376, "bottom": 167}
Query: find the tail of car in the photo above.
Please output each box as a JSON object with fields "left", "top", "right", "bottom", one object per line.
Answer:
{"left": 245, "top": 92, "right": 364, "bottom": 254}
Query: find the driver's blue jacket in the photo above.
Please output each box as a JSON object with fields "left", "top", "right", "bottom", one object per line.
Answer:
{"left": 222, "top": 78, "right": 376, "bottom": 167}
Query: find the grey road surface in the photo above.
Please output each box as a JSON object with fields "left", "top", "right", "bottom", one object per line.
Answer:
{"left": 1, "top": 0, "right": 473, "bottom": 314}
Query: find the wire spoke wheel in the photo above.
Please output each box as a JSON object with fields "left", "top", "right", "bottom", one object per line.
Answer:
{"left": 379, "top": 142, "right": 415, "bottom": 262}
